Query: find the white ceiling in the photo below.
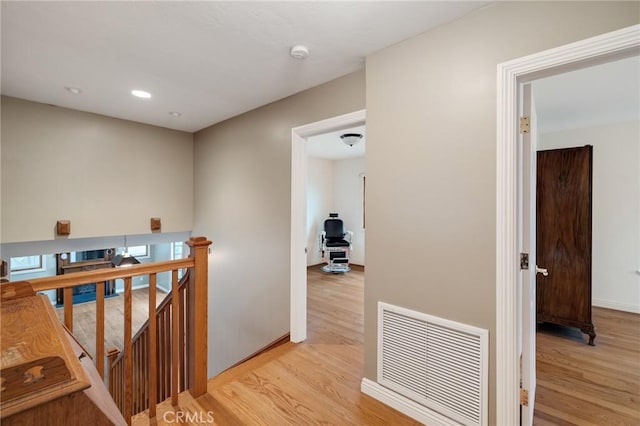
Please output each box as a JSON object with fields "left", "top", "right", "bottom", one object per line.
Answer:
{"left": 1, "top": 1, "right": 488, "bottom": 133}
{"left": 307, "top": 125, "right": 365, "bottom": 160}
{"left": 534, "top": 55, "right": 640, "bottom": 134}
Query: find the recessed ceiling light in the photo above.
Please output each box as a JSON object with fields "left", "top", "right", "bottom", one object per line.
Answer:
{"left": 131, "top": 89, "right": 151, "bottom": 99}
{"left": 169, "top": 111, "right": 182, "bottom": 117}
{"left": 290, "top": 45, "right": 309, "bottom": 59}
{"left": 65, "top": 86, "right": 82, "bottom": 94}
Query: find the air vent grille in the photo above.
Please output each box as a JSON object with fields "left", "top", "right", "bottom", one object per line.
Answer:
{"left": 378, "top": 303, "right": 488, "bottom": 426}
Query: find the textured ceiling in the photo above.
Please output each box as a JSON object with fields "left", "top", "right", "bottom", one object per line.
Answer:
{"left": 1, "top": 1, "right": 489, "bottom": 132}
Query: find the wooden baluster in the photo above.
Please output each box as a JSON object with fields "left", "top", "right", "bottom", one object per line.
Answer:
{"left": 63, "top": 287, "right": 73, "bottom": 332}
{"left": 135, "top": 338, "right": 140, "bottom": 414}
{"left": 164, "top": 304, "right": 170, "bottom": 401}
{"left": 143, "top": 329, "right": 148, "bottom": 411}
{"left": 96, "top": 281, "right": 105, "bottom": 379}
{"left": 124, "top": 276, "right": 133, "bottom": 424}
{"left": 139, "top": 334, "right": 144, "bottom": 413}
{"left": 118, "top": 362, "right": 124, "bottom": 413}
{"left": 179, "top": 282, "right": 186, "bottom": 391}
{"left": 107, "top": 347, "right": 121, "bottom": 411}
{"left": 184, "top": 282, "right": 190, "bottom": 389}
{"left": 138, "top": 331, "right": 143, "bottom": 413}
{"left": 140, "top": 335, "right": 144, "bottom": 413}
{"left": 159, "top": 309, "right": 164, "bottom": 401}
{"left": 186, "top": 237, "right": 212, "bottom": 397}
{"left": 132, "top": 341, "right": 137, "bottom": 415}
{"left": 171, "top": 269, "right": 179, "bottom": 405}
{"left": 148, "top": 273, "right": 157, "bottom": 419}
{"left": 107, "top": 347, "right": 120, "bottom": 391}
{"left": 158, "top": 309, "right": 164, "bottom": 401}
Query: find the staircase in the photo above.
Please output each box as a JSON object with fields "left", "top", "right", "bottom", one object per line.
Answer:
{"left": 0, "top": 237, "right": 212, "bottom": 425}
{"left": 107, "top": 270, "right": 191, "bottom": 416}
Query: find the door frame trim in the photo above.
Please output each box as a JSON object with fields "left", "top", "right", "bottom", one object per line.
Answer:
{"left": 290, "top": 109, "right": 366, "bottom": 343}
{"left": 495, "top": 24, "right": 639, "bottom": 425}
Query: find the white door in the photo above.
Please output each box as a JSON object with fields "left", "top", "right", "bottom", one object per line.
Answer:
{"left": 519, "top": 83, "right": 537, "bottom": 426}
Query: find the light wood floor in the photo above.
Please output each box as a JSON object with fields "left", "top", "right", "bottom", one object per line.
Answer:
{"left": 133, "top": 266, "right": 420, "bottom": 425}
{"left": 534, "top": 307, "right": 640, "bottom": 425}
{"left": 56, "top": 288, "right": 167, "bottom": 364}
{"left": 130, "top": 270, "right": 640, "bottom": 426}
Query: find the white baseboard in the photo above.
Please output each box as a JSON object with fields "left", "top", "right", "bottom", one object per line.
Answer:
{"left": 360, "top": 378, "right": 459, "bottom": 426}
{"left": 593, "top": 299, "right": 640, "bottom": 314}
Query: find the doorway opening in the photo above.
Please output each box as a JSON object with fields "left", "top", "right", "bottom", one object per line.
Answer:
{"left": 290, "top": 110, "right": 366, "bottom": 342}
{"left": 306, "top": 125, "right": 366, "bottom": 273}
{"left": 496, "top": 24, "right": 640, "bottom": 425}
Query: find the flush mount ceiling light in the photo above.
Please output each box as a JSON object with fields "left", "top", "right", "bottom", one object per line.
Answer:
{"left": 168, "top": 111, "right": 182, "bottom": 117}
{"left": 131, "top": 89, "right": 151, "bottom": 99}
{"left": 64, "top": 86, "right": 82, "bottom": 94}
{"left": 340, "top": 133, "right": 363, "bottom": 147}
{"left": 290, "top": 45, "right": 309, "bottom": 59}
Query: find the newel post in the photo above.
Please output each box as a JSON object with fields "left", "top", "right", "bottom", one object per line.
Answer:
{"left": 186, "top": 236, "right": 212, "bottom": 397}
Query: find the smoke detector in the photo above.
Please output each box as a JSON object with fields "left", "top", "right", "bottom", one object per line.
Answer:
{"left": 290, "top": 45, "right": 309, "bottom": 59}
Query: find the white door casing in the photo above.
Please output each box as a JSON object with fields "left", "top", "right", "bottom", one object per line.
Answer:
{"left": 496, "top": 24, "right": 640, "bottom": 425}
{"left": 290, "top": 109, "right": 366, "bottom": 343}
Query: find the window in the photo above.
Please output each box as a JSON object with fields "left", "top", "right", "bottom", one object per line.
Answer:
{"left": 10, "top": 255, "right": 45, "bottom": 274}
{"left": 171, "top": 241, "right": 184, "bottom": 260}
{"left": 171, "top": 242, "right": 186, "bottom": 280}
{"left": 126, "top": 245, "right": 149, "bottom": 259}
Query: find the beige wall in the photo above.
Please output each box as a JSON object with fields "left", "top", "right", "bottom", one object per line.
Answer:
{"left": 365, "top": 2, "right": 639, "bottom": 423}
{"left": 1, "top": 96, "right": 194, "bottom": 243}
{"left": 334, "top": 157, "right": 365, "bottom": 265}
{"left": 193, "top": 70, "right": 365, "bottom": 375}
{"left": 306, "top": 157, "right": 334, "bottom": 266}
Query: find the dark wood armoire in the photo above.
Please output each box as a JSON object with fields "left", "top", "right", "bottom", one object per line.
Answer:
{"left": 536, "top": 145, "right": 595, "bottom": 345}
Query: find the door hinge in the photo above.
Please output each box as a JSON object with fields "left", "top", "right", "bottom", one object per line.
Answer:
{"left": 520, "top": 388, "right": 529, "bottom": 406}
{"left": 520, "top": 253, "right": 529, "bottom": 270}
{"left": 520, "top": 116, "right": 530, "bottom": 134}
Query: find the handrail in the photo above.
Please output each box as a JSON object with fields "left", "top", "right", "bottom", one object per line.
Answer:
{"left": 12, "top": 236, "right": 212, "bottom": 425}
{"left": 28, "top": 258, "right": 194, "bottom": 291}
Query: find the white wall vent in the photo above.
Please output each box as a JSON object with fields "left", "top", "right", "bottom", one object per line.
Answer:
{"left": 378, "top": 302, "right": 488, "bottom": 426}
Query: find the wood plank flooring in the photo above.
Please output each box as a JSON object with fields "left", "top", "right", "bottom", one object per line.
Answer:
{"left": 133, "top": 266, "right": 419, "bottom": 425}
{"left": 55, "top": 288, "right": 167, "bottom": 362}
{"left": 534, "top": 307, "right": 640, "bottom": 425}
{"left": 130, "top": 269, "right": 640, "bottom": 426}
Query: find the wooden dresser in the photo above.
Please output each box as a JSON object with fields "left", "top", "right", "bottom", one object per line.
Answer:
{"left": 0, "top": 282, "right": 126, "bottom": 425}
